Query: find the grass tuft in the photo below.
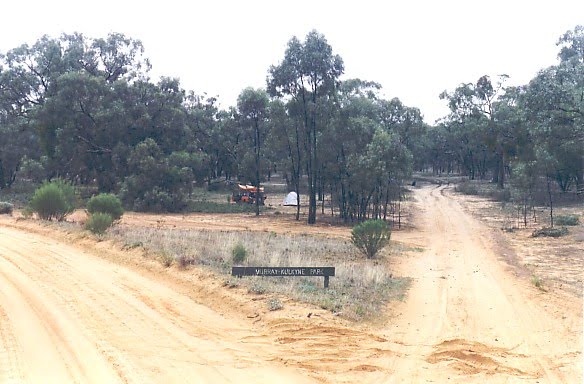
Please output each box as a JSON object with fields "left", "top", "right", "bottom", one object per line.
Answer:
{"left": 531, "top": 275, "right": 546, "bottom": 291}
{"left": 267, "top": 298, "right": 283, "bottom": 311}
{"left": 159, "top": 252, "right": 174, "bottom": 267}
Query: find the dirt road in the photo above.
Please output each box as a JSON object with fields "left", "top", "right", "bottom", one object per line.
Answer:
{"left": 0, "top": 184, "right": 581, "bottom": 383}
{"left": 374, "top": 185, "right": 582, "bottom": 383}
{"left": 0, "top": 226, "right": 314, "bottom": 383}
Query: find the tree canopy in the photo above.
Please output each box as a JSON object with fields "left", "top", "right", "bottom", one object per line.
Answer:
{"left": 1, "top": 26, "right": 581, "bottom": 222}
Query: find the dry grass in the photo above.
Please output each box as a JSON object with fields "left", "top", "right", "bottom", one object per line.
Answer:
{"left": 109, "top": 225, "right": 409, "bottom": 321}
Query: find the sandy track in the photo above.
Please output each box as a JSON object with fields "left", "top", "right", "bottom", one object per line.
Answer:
{"left": 374, "top": 185, "right": 582, "bottom": 383}
{"left": 0, "top": 226, "right": 314, "bottom": 383}
{"left": 0, "top": 183, "right": 581, "bottom": 383}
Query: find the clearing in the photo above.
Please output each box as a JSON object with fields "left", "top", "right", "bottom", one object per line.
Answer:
{"left": 0, "top": 183, "right": 581, "bottom": 383}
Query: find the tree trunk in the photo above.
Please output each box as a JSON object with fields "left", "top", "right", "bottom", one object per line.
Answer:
{"left": 254, "top": 120, "right": 261, "bottom": 217}
{"left": 397, "top": 184, "right": 402, "bottom": 229}
{"left": 498, "top": 152, "right": 505, "bottom": 189}
{"left": 547, "top": 178, "right": 554, "bottom": 228}
{"left": 0, "top": 159, "right": 5, "bottom": 189}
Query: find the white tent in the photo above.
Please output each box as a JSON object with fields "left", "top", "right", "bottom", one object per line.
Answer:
{"left": 282, "top": 191, "right": 298, "bottom": 206}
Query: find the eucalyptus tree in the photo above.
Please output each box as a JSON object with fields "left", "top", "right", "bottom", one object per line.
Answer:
{"left": 520, "top": 25, "right": 583, "bottom": 194}
{"left": 324, "top": 81, "right": 379, "bottom": 221}
{"left": 440, "top": 74, "right": 515, "bottom": 187}
{"left": 267, "top": 30, "right": 344, "bottom": 224}
{"left": 0, "top": 108, "right": 37, "bottom": 188}
{"left": 119, "top": 138, "right": 194, "bottom": 212}
{"left": 362, "top": 128, "right": 412, "bottom": 222}
{"left": 34, "top": 71, "right": 120, "bottom": 187}
{"left": 265, "top": 99, "right": 304, "bottom": 218}
{"left": 237, "top": 87, "right": 270, "bottom": 216}
{"left": 378, "top": 97, "right": 427, "bottom": 174}
{"left": 0, "top": 32, "right": 151, "bottom": 188}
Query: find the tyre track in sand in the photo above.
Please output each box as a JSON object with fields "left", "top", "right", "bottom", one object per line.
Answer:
{"left": 375, "top": 185, "right": 582, "bottom": 383}
{"left": 0, "top": 226, "right": 314, "bottom": 383}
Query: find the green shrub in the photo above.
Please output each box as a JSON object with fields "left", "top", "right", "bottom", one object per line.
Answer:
{"left": 85, "top": 213, "right": 114, "bottom": 235}
{"left": 52, "top": 179, "right": 77, "bottom": 208}
{"left": 29, "top": 180, "right": 76, "bottom": 221}
{"left": 555, "top": 215, "right": 580, "bottom": 226}
{"left": 0, "top": 202, "right": 14, "bottom": 214}
{"left": 351, "top": 219, "right": 391, "bottom": 259}
{"left": 87, "top": 193, "right": 124, "bottom": 220}
{"left": 532, "top": 227, "right": 569, "bottom": 238}
{"left": 118, "top": 139, "right": 196, "bottom": 213}
{"left": 232, "top": 242, "right": 248, "bottom": 264}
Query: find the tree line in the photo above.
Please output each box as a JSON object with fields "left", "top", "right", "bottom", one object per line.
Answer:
{"left": 435, "top": 25, "right": 583, "bottom": 224}
{"left": 0, "top": 27, "right": 582, "bottom": 224}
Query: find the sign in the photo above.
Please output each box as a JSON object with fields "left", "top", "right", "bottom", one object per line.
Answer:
{"left": 232, "top": 267, "right": 335, "bottom": 288}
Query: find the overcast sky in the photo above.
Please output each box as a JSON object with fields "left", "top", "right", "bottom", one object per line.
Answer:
{"left": 1, "top": 0, "right": 582, "bottom": 123}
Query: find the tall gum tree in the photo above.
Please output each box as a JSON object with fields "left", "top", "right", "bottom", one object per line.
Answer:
{"left": 440, "top": 74, "right": 513, "bottom": 188}
{"left": 267, "top": 30, "right": 344, "bottom": 224}
{"left": 237, "top": 87, "right": 269, "bottom": 216}
{"left": 521, "top": 25, "right": 584, "bottom": 193}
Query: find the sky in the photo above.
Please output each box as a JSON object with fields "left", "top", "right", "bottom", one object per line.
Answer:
{"left": 1, "top": 0, "right": 582, "bottom": 123}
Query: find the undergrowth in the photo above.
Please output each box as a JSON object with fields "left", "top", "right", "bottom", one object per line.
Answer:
{"left": 532, "top": 227, "right": 569, "bottom": 238}
{"left": 188, "top": 201, "right": 270, "bottom": 214}
{"left": 109, "top": 226, "right": 410, "bottom": 321}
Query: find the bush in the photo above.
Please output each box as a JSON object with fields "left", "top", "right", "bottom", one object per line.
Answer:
{"left": 52, "top": 179, "right": 77, "bottom": 207}
{"left": 85, "top": 213, "right": 114, "bottom": 235}
{"left": 119, "top": 139, "right": 195, "bottom": 213}
{"left": 29, "top": 180, "right": 76, "bottom": 221}
{"left": 0, "top": 202, "right": 14, "bottom": 214}
{"left": 87, "top": 193, "right": 124, "bottom": 220}
{"left": 232, "top": 242, "right": 248, "bottom": 264}
{"left": 267, "top": 298, "right": 283, "bottom": 311}
{"left": 455, "top": 181, "right": 479, "bottom": 195}
{"left": 555, "top": 215, "right": 580, "bottom": 226}
{"left": 532, "top": 227, "right": 569, "bottom": 238}
{"left": 351, "top": 219, "right": 391, "bottom": 259}
{"left": 248, "top": 281, "right": 266, "bottom": 295}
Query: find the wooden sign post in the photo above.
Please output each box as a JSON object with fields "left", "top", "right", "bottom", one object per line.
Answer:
{"left": 231, "top": 267, "right": 335, "bottom": 288}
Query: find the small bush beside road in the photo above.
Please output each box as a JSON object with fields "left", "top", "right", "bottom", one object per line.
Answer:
{"left": 351, "top": 219, "right": 391, "bottom": 259}
{"left": 87, "top": 193, "right": 124, "bottom": 221}
{"left": 85, "top": 212, "right": 114, "bottom": 235}
{"left": 29, "top": 180, "right": 76, "bottom": 221}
